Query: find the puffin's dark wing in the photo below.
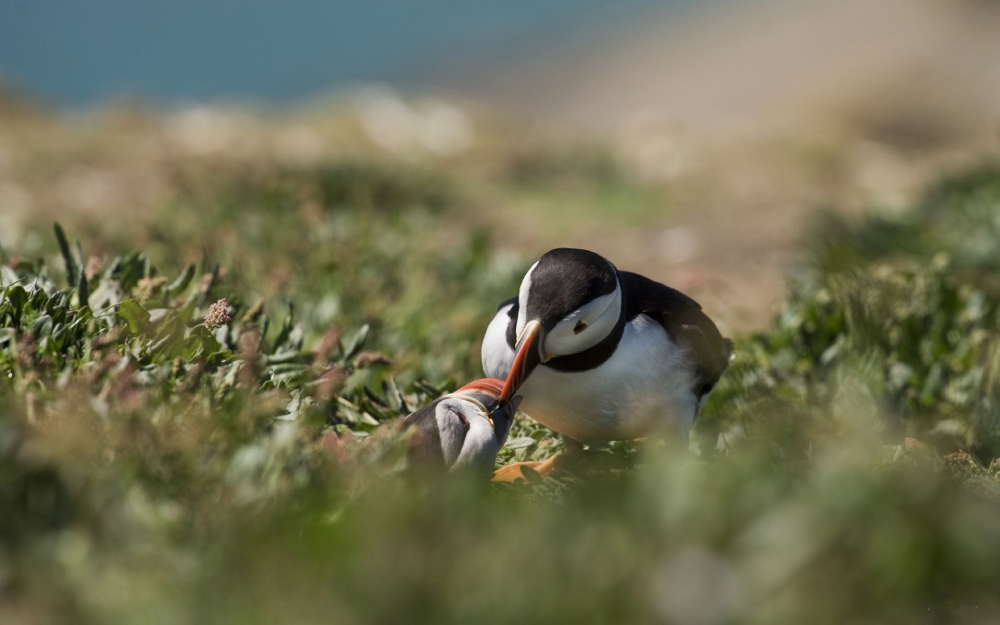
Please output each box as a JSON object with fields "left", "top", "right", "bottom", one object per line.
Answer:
{"left": 401, "top": 399, "right": 470, "bottom": 470}
{"left": 620, "top": 271, "right": 733, "bottom": 399}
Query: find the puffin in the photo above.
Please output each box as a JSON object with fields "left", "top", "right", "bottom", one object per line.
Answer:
{"left": 482, "top": 248, "right": 732, "bottom": 481}
{"left": 401, "top": 378, "right": 520, "bottom": 475}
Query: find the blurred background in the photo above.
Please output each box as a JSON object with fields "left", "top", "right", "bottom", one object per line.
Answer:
{"left": 4, "top": 2, "right": 1000, "bottom": 624}
{"left": 3, "top": 0, "right": 998, "bottom": 331}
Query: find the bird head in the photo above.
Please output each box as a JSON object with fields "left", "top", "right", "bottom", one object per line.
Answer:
{"left": 452, "top": 378, "right": 520, "bottom": 447}
{"left": 499, "top": 248, "right": 622, "bottom": 403}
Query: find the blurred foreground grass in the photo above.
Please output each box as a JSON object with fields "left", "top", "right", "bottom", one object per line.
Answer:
{"left": 3, "top": 109, "right": 1000, "bottom": 623}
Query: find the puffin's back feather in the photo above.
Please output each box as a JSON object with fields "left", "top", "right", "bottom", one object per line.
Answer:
{"left": 619, "top": 271, "right": 732, "bottom": 400}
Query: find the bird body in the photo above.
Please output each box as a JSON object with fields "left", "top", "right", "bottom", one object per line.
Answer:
{"left": 483, "top": 248, "right": 731, "bottom": 444}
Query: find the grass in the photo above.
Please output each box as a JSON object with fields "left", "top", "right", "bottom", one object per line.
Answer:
{"left": 3, "top": 118, "right": 1000, "bottom": 624}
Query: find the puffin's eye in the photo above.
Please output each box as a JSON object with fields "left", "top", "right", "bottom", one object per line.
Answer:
{"left": 574, "top": 320, "right": 588, "bottom": 334}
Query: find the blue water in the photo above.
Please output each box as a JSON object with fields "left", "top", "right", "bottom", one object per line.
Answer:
{"left": 0, "top": 0, "right": 674, "bottom": 107}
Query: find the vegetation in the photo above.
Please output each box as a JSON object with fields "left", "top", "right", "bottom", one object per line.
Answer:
{"left": 3, "top": 131, "right": 1000, "bottom": 623}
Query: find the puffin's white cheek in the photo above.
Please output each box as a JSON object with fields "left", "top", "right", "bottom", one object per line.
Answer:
{"left": 544, "top": 286, "right": 622, "bottom": 356}
{"left": 544, "top": 327, "right": 593, "bottom": 357}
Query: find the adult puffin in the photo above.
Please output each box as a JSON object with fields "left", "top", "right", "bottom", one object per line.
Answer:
{"left": 482, "top": 248, "right": 733, "bottom": 481}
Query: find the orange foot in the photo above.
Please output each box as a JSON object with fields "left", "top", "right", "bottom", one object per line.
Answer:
{"left": 492, "top": 454, "right": 562, "bottom": 483}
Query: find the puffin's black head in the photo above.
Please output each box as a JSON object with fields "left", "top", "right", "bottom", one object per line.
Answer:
{"left": 500, "top": 248, "right": 623, "bottom": 403}
{"left": 523, "top": 248, "right": 618, "bottom": 330}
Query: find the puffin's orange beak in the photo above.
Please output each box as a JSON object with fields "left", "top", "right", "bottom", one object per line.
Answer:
{"left": 499, "top": 320, "right": 544, "bottom": 404}
{"left": 455, "top": 378, "right": 505, "bottom": 397}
